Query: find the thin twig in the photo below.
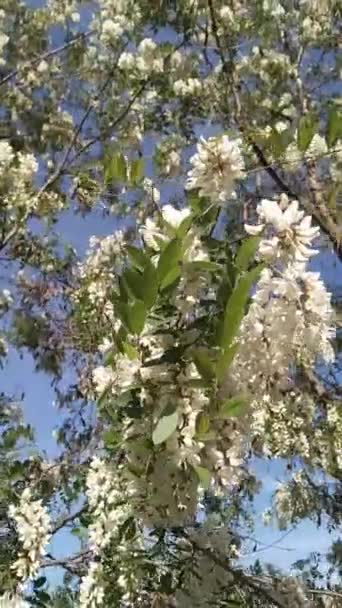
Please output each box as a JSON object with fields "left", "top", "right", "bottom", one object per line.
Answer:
{"left": 0, "top": 32, "right": 93, "bottom": 88}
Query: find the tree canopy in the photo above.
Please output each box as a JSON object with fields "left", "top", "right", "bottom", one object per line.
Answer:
{"left": 0, "top": 1, "right": 341, "bottom": 606}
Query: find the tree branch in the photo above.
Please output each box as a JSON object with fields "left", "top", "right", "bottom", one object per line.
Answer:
{"left": 51, "top": 506, "right": 86, "bottom": 535}
{"left": 207, "top": 0, "right": 342, "bottom": 262}
{"left": 0, "top": 32, "right": 93, "bottom": 88}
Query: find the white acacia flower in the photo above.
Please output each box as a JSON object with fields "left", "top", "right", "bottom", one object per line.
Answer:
{"left": 186, "top": 135, "right": 245, "bottom": 203}
{"left": 8, "top": 488, "right": 51, "bottom": 581}
{"left": 162, "top": 204, "right": 191, "bottom": 228}
{"left": 245, "top": 198, "right": 319, "bottom": 261}
{"left": 118, "top": 51, "right": 135, "bottom": 70}
{"left": 0, "top": 140, "right": 14, "bottom": 165}
{"left": 79, "top": 561, "right": 105, "bottom": 608}
{"left": 101, "top": 18, "right": 124, "bottom": 41}
{"left": 92, "top": 365, "right": 114, "bottom": 395}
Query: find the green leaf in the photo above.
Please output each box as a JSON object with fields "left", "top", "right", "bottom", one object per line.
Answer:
{"left": 194, "top": 466, "right": 211, "bottom": 490}
{"left": 195, "top": 412, "right": 210, "bottom": 435}
{"left": 185, "top": 260, "right": 221, "bottom": 274}
{"left": 152, "top": 404, "right": 179, "bottom": 445}
{"left": 34, "top": 577, "right": 46, "bottom": 589}
{"left": 326, "top": 106, "right": 342, "bottom": 148}
{"left": 176, "top": 214, "right": 193, "bottom": 238}
{"left": 122, "top": 268, "right": 145, "bottom": 301}
{"left": 117, "top": 300, "right": 146, "bottom": 335}
{"left": 192, "top": 348, "right": 216, "bottom": 383}
{"left": 269, "top": 127, "right": 292, "bottom": 158}
{"left": 297, "top": 114, "right": 318, "bottom": 151}
{"left": 218, "top": 396, "right": 247, "bottom": 418}
{"left": 35, "top": 590, "right": 50, "bottom": 604}
{"left": 126, "top": 245, "right": 150, "bottom": 271}
{"left": 70, "top": 527, "right": 87, "bottom": 539}
{"left": 220, "top": 265, "right": 263, "bottom": 349}
{"left": 121, "top": 342, "right": 138, "bottom": 360}
{"left": 235, "top": 237, "right": 260, "bottom": 272}
{"left": 160, "top": 266, "right": 181, "bottom": 290}
{"left": 142, "top": 263, "right": 158, "bottom": 308}
{"left": 216, "top": 344, "right": 239, "bottom": 382}
{"left": 157, "top": 238, "right": 183, "bottom": 283}
{"left": 129, "top": 158, "right": 144, "bottom": 184}
{"left": 104, "top": 151, "right": 127, "bottom": 183}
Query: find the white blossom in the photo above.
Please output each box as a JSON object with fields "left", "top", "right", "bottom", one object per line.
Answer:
{"left": 0, "top": 140, "right": 14, "bottom": 165}
{"left": 162, "top": 204, "right": 191, "bottom": 228}
{"left": 245, "top": 197, "right": 320, "bottom": 261}
{"left": 79, "top": 561, "right": 105, "bottom": 608}
{"left": 186, "top": 135, "right": 245, "bottom": 203}
{"left": 8, "top": 488, "right": 51, "bottom": 581}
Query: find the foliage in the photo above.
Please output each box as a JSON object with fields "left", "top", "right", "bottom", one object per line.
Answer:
{"left": 0, "top": 0, "right": 341, "bottom": 606}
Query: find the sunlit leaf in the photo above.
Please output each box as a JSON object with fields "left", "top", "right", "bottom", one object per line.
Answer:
{"left": 192, "top": 348, "right": 216, "bottom": 383}
{"left": 326, "top": 106, "right": 342, "bottom": 148}
{"left": 297, "top": 114, "right": 318, "bottom": 151}
{"left": 129, "top": 158, "right": 144, "bottom": 184}
{"left": 126, "top": 245, "right": 150, "bottom": 271}
{"left": 218, "top": 395, "right": 248, "bottom": 418}
{"left": 195, "top": 412, "right": 210, "bottom": 435}
{"left": 152, "top": 404, "right": 179, "bottom": 445}
{"left": 220, "top": 265, "right": 263, "bottom": 349}
{"left": 216, "top": 344, "right": 239, "bottom": 383}
{"left": 194, "top": 465, "right": 211, "bottom": 489}
{"left": 104, "top": 151, "right": 127, "bottom": 183}
{"left": 235, "top": 236, "right": 260, "bottom": 272}
{"left": 157, "top": 238, "right": 183, "bottom": 283}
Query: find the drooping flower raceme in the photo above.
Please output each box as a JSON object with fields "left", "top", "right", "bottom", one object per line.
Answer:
{"left": 80, "top": 458, "right": 141, "bottom": 607}
{"left": 230, "top": 196, "right": 335, "bottom": 464}
{"left": 86, "top": 457, "right": 133, "bottom": 554}
{"left": 8, "top": 488, "right": 51, "bottom": 581}
{"left": 186, "top": 135, "right": 245, "bottom": 203}
{"left": 245, "top": 196, "right": 320, "bottom": 261}
{"left": 79, "top": 561, "right": 105, "bottom": 608}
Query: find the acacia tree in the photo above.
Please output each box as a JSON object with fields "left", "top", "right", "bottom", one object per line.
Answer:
{"left": 0, "top": 0, "right": 341, "bottom": 606}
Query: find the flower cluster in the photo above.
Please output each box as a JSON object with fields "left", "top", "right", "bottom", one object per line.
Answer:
{"left": 86, "top": 458, "right": 133, "bottom": 554}
{"left": 186, "top": 135, "right": 245, "bottom": 203}
{"left": 8, "top": 488, "right": 51, "bottom": 581}
{"left": 80, "top": 458, "right": 141, "bottom": 607}
{"left": 118, "top": 38, "right": 163, "bottom": 75}
{"left": 245, "top": 197, "right": 320, "bottom": 261}
{"left": 79, "top": 561, "right": 105, "bottom": 608}
{"left": 86, "top": 193, "right": 335, "bottom": 532}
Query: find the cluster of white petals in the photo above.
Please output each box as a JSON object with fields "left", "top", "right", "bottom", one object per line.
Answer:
{"left": 228, "top": 196, "right": 335, "bottom": 468}
{"left": 80, "top": 458, "right": 141, "bottom": 607}
{"left": 245, "top": 197, "right": 320, "bottom": 261}
{"left": 186, "top": 135, "right": 245, "bottom": 203}
{"left": 92, "top": 356, "right": 141, "bottom": 396}
{"left": 86, "top": 457, "right": 133, "bottom": 554}
{"left": 79, "top": 561, "right": 105, "bottom": 608}
{"left": 8, "top": 488, "right": 51, "bottom": 581}
{"left": 0, "top": 141, "right": 39, "bottom": 216}
{"left": 118, "top": 38, "right": 163, "bottom": 75}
